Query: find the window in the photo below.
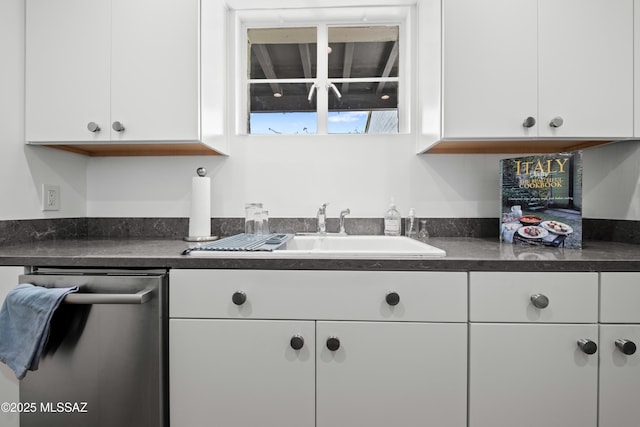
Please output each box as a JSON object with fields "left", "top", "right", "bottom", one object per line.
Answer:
{"left": 237, "top": 7, "right": 409, "bottom": 136}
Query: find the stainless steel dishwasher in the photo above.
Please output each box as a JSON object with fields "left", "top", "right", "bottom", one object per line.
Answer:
{"left": 18, "top": 268, "right": 168, "bottom": 427}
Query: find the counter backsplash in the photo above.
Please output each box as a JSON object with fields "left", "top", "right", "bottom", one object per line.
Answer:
{"left": 0, "top": 217, "right": 638, "bottom": 246}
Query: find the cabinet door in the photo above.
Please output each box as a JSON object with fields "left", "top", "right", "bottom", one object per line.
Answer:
{"left": 636, "top": 0, "right": 640, "bottom": 136}
{"left": 170, "top": 319, "right": 315, "bottom": 427}
{"left": 469, "top": 323, "right": 598, "bottom": 427}
{"left": 25, "top": 0, "right": 110, "bottom": 142}
{"left": 538, "top": 0, "right": 633, "bottom": 138}
{"left": 599, "top": 325, "right": 640, "bottom": 427}
{"left": 0, "top": 267, "right": 24, "bottom": 427}
{"left": 110, "top": 0, "right": 199, "bottom": 141}
{"left": 443, "top": 0, "right": 538, "bottom": 139}
{"left": 316, "top": 321, "right": 467, "bottom": 427}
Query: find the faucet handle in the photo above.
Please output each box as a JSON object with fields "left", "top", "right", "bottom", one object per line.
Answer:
{"left": 317, "top": 203, "right": 329, "bottom": 234}
{"left": 339, "top": 208, "right": 350, "bottom": 235}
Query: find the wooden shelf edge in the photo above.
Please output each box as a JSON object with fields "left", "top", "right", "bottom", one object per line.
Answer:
{"left": 422, "top": 139, "right": 617, "bottom": 154}
{"left": 41, "top": 143, "right": 223, "bottom": 157}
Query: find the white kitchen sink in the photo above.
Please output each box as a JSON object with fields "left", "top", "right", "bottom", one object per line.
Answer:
{"left": 187, "top": 234, "right": 446, "bottom": 259}
{"left": 276, "top": 235, "right": 446, "bottom": 259}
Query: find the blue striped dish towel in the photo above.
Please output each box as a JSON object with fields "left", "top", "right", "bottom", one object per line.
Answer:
{"left": 0, "top": 283, "right": 78, "bottom": 379}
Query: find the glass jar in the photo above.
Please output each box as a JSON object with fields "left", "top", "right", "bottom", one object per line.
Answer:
{"left": 244, "top": 203, "right": 263, "bottom": 234}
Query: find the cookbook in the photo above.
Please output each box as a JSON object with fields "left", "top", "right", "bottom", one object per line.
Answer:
{"left": 500, "top": 151, "right": 582, "bottom": 248}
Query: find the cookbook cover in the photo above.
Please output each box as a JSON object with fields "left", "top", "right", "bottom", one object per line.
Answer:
{"left": 500, "top": 151, "right": 582, "bottom": 248}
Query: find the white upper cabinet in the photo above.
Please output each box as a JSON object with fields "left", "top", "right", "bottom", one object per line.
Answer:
{"left": 109, "top": 0, "right": 199, "bottom": 143}
{"left": 420, "top": 0, "right": 634, "bottom": 153}
{"left": 25, "top": 0, "right": 228, "bottom": 156}
{"left": 26, "top": 0, "right": 111, "bottom": 143}
{"left": 537, "top": 0, "right": 633, "bottom": 139}
{"left": 636, "top": 0, "right": 640, "bottom": 136}
{"left": 442, "top": 0, "right": 538, "bottom": 140}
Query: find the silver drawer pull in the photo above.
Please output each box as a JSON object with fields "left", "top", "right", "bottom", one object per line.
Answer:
{"left": 87, "top": 122, "right": 101, "bottom": 132}
{"left": 577, "top": 339, "right": 597, "bottom": 355}
{"left": 63, "top": 288, "right": 152, "bottom": 305}
{"left": 112, "top": 121, "right": 125, "bottom": 132}
{"left": 549, "top": 116, "right": 564, "bottom": 128}
{"left": 522, "top": 116, "right": 536, "bottom": 128}
{"left": 615, "top": 339, "right": 637, "bottom": 355}
{"left": 530, "top": 293, "right": 549, "bottom": 309}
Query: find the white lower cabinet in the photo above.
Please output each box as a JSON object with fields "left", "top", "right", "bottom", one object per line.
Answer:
{"left": 170, "top": 319, "right": 316, "bottom": 427}
{"left": 169, "top": 269, "right": 468, "bottom": 427}
{"left": 170, "top": 269, "right": 640, "bottom": 427}
{"left": 469, "top": 323, "right": 598, "bottom": 427}
{"left": 469, "top": 272, "right": 599, "bottom": 427}
{"left": 599, "top": 325, "right": 640, "bottom": 427}
{"left": 316, "top": 321, "right": 467, "bottom": 427}
{"left": 599, "top": 272, "right": 640, "bottom": 427}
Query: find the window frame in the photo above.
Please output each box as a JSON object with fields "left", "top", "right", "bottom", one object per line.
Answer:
{"left": 232, "top": 5, "right": 413, "bottom": 136}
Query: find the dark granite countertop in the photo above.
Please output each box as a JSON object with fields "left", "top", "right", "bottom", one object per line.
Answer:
{"left": 0, "top": 238, "right": 638, "bottom": 272}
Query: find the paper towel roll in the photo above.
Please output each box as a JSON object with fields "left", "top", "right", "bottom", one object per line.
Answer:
{"left": 188, "top": 175, "right": 211, "bottom": 238}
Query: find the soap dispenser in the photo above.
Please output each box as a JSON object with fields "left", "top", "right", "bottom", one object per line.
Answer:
{"left": 405, "top": 208, "right": 417, "bottom": 238}
{"left": 384, "top": 199, "right": 401, "bottom": 236}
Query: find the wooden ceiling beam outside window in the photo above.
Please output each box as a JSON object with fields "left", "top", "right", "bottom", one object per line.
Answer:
{"left": 253, "top": 44, "right": 281, "bottom": 95}
{"left": 298, "top": 43, "right": 313, "bottom": 92}
{"left": 376, "top": 40, "right": 399, "bottom": 95}
{"left": 340, "top": 42, "right": 355, "bottom": 94}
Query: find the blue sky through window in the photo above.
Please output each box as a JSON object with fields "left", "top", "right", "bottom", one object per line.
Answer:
{"left": 250, "top": 111, "right": 369, "bottom": 134}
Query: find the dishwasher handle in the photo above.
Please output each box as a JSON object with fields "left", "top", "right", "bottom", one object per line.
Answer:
{"left": 63, "top": 288, "right": 153, "bottom": 305}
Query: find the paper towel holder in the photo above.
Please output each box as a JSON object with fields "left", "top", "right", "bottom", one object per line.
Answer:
{"left": 184, "top": 167, "right": 219, "bottom": 243}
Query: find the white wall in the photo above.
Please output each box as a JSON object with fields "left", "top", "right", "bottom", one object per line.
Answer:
{"left": 86, "top": 135, "right": 503, "bottom": 219}
{"left": 86, "top": 136, "right": 640, "bottom": 221}
{"left": 1, "top": 0, "right": 639, "bottom": 223}
{"left": 0, "top": 0, "right": 87, "bottom": 221}
{"left": 583, "top": 139, "right": 640, "bottom": 220}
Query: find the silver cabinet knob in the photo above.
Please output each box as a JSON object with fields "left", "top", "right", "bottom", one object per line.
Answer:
{"left": 87, "top": 122, "right": 100, "bottom": 132}
{"left": 530, "top": 293, "right": 549, "bottom": 309}
{"left": 522, "top": 117, "right": 536, "bottom": 128}
{"left": 112, "top": 121, "right": 125, "bottom": 132}
{"left": 615, "top": 339, "right": 637, "bottom": 355}
{"left": 577, "top": 339, "right": 597, "bottom": 355}
{"left": 549, "top": 117, "right": 564, "bottom": 128}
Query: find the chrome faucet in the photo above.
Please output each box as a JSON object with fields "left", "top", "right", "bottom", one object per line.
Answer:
{"left": 317, "top": 203, "right": 329, "bottom": 234}
{"left": 339, "top": 208, "right": 350, "bottom": 235}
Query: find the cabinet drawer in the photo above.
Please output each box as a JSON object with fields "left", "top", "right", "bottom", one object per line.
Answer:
{"left": 601, "top": 273, "right": 640, "bottom": 323}
{"left": 469, "top": 272, "right": 598, "bottom": 323}
{"left": 170, "top": 270, "right": 467, "bottom": 322}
